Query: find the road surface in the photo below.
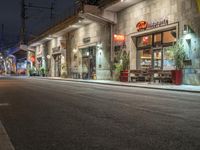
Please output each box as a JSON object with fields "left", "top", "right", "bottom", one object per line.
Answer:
{"left": 0, "top": 77, "right": 200, "bottom": 150}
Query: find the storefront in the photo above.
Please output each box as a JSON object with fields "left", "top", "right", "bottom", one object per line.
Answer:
{"left": 69, "top": 21, "right": 111, "bottom": 80}
{"left": 133, "top": 23, "right": 178, "bottom": 71}
{"left": 52, "top": 46, "right": 62, "bottom": 77}
{"left": 80, "top": 46, "right": 96, "bottom": 79}
{"left": 35, "top": 45, "right": 46, "bottom": 76}
{"left": 109, "top": 0, "right": 200, "bottom": 85}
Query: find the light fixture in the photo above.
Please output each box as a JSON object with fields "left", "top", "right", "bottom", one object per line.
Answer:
{"left": 183, "top": 25, "right": 193, "bottom": 35}
{"left": 73, "top": 48, "right": 78, "bottom": 53}
{"left": 183, "top": 25, "right": 189, "bottom": 35}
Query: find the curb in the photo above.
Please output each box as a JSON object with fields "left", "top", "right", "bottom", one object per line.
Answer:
{"left": 32, "top": 77, "right": 200, "bottom": 94}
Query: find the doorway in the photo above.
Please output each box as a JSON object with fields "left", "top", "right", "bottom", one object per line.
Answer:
{"left": 54, "top": 54, "right": 61, "bottom": 77}
{"left": 152, "top": 48, "right": 163, "bottom": 70}
{"left": 81, "top": 46, "right": 96, "bottom": 79}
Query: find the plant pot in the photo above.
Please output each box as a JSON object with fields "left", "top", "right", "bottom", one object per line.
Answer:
{"left": 120, "top": 70, "right": 129, "bottom": 82}
{"left": 171, "top": 70, "right": 182, "bottom": 85}
{"left": 112, "top": 70, "right": 120, "bottom": 81}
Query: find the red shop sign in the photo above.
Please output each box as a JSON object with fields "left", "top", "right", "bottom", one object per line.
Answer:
{"left": 136, "top": 21, "right": 148, "bottom": 32}
{"left": 30, "top": 56, "right": 35, "bottom": 62}
{"left": 114, "top": 34, "right": 125, "bottom": 42}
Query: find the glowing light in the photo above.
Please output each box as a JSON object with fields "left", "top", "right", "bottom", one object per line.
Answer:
{"left": 114, "top": 34, "right": 125, "bottom": 42}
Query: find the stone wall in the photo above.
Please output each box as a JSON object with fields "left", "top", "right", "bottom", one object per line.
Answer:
{"left": 115, "top": 0, "right": 200, "bottom": 85}
{"left": 68, "top": 22, "right": 111, "bottom": 80}
{"left": 47, "top": 36, "right": 67, "bottom": 77}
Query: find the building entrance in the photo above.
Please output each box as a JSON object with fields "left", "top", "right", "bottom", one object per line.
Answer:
{"left": 152, "top": 48, "right": 162, "bottom": 70}
{"left": 81, "top": 46, "right": 96, "bottom": 79}
{"left": 53, "top": 54, "right": 61, "bottom": 77}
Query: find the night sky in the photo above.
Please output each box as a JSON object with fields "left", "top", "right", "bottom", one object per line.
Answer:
{"left": 0, "top": 0, "right": 75, "bottom": 48}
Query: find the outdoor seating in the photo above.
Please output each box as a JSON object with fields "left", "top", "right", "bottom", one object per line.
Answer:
{"left": 129, "top": 69, "right": 172, "bottom": 84}
{"left": 129, "top": 70, "right": 141, "bottom": 82}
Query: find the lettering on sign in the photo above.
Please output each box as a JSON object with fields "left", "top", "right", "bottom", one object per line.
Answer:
{"left": 136, "top": 21, "right": 148, "bottom": 32}
{"left": 83, "top": 37, "right": 91, "bottom": 43}
{"left": 52, "top": 46, "right": 61, "bottom": 54}
{"left": 114, "top": 34, "right": 125, "bottom": 42}
{"left": 148, "top": 18, "right": 169, "bottom": 29}
{"left": 136, "top": 17, "right": 169, "bottom": 32}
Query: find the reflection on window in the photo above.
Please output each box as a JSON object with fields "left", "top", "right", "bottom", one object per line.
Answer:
{"left": 154, "top": 33, "right": 162, "bottom": 47}
{"left": 138, "top": 49, "right": 152, "bottom": 69}
{"left": 163, "top": 30, "right": 176, "bottom": 43}
{"left": 163, "top": 47, "right": 175, "bottom": 70}
{"left": 137, "top": 35, "right": 152, "bottom": 47}
{"left": 153, "top": 50, "right": 162, "bottom": 70}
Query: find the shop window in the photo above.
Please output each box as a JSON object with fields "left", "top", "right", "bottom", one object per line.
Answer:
{"left": 153, "top": 49, "right": 162, "bottom": 70}
{"left": 138, "top": 49, "right": 152, "bottom": 69}
{"left": 153, "top": 33, "right": 162, "bottom": 47}
{"left": 163, "top": 47, "right": 175, "bottom": 70}
{"left": 137, "top": 35, "right": 152, "bottom": 48}
{"left": 163, "top": 30, "right": 176, "bottom": 44}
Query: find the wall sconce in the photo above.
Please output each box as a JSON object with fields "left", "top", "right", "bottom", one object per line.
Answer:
{"left": 183, "top": 25, "right": 193, "bottom": 35}
{"left": 183, "top": 25, "right": 189, "bottom": 35}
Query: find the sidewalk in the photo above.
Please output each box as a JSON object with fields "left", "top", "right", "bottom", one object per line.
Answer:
{"left": 0, "top": 121, "right": 15, "bottom": 150}
{"left": 35, "top": 77, "right": 200, "bottom": 93}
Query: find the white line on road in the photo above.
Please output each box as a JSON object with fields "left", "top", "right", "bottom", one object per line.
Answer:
{"left": 0, "top": 121, "right": 15, "bottom": 150}
{"left": 0, "top": 103, "right": 9, "bottom": 107}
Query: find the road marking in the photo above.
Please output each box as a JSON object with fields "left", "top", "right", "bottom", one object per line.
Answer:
{"left": 0, "top": 103, "right": 9, "bottom": 107}
{"left": 0, "top": 121, "right": 15, "bottom": 150}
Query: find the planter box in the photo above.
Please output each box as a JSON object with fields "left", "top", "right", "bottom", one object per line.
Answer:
{"left": 120, "top": 70, "right": 129, "bottom": 82}
{"left": 171, "top": 70, "right": 183, "bottom": 85}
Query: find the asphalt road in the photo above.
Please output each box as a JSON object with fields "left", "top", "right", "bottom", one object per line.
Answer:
{"left": 0, "top": 77, "right": 200, "bottom": 150}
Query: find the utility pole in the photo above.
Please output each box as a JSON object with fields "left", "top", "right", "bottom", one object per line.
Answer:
{"left": 0, "top": 24, "right": 4, "bottom": 51}
{"left": 20, "top": 0, "right": 55, "bottom": 45}
{"left": 21, "top": 0, "right": 26, "bottom": 44}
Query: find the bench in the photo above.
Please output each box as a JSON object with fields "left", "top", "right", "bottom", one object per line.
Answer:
{"left": 129, "top": 70, "right": 172, "bottom": 83}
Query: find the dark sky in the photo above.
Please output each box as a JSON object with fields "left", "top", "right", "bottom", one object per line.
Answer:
{"left": 0, "top": 0, "right": 75, "bottom": 48}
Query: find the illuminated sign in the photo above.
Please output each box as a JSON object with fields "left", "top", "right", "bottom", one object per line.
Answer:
{"left": 114, "top": 34, "right": 125, "bottom": 42}
{"left": 30, "top": 56, "right": 35, "bottom": 63}
{"left": 136, "top": 18, "right": 169, "bottom": 32}
{"left": 142, "top": 36, "right": 149, "bottom": 44}
{"left": 136, "top": 21, "right": 148, "bottom": 32}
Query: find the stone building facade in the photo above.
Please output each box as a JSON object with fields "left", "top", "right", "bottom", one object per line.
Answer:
{"left": 68, "top": 22, "right": 111, "bottom": 80}
{"left": 109, "top": 0, "right": 200, "bottom": 85}
{"left": 28, "top": 0, "right": 200, "bottom": 85}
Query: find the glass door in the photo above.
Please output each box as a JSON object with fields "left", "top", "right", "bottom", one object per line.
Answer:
{"left": 152, "top": 48, "right": 162, "bottom": 70}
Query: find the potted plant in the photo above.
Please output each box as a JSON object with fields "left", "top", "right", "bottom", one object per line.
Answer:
{"left": 168, "top": 40, "right": 186, "bottom": 85}
{"left": 40, "top": 67, "right": 46, "bottom": 77}
{"left": 113, "top": 63, "right": 123, "bottom": 81}
{"left": 119, "top": 50, "right": 130, "bottom": 82}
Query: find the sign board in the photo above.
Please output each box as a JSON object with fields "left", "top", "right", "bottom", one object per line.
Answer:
{"left": 136, "top": 18, "right": 169, "bottom": 32}
{"left": 52, "top": 46, "right": 61, "bottom": 54}
{"left": 136, "top": 21, "right": 148, "bottom": 32}
{"left": 114, "top": 34, "right": 125, "bottom": 42}
{"left": 83, "top": 37, "right": 91, "bottom": 43}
